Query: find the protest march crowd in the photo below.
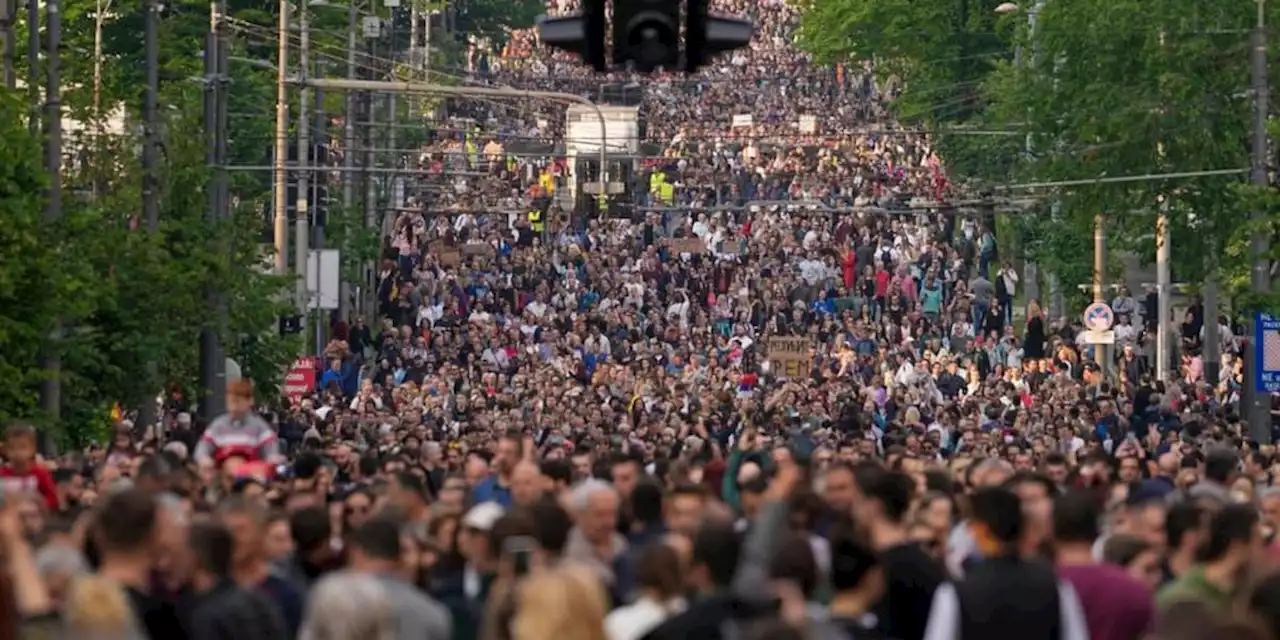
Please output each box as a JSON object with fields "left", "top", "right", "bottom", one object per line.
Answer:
{"left": 1, "top": 0, "right": 1277, "bottom": 639}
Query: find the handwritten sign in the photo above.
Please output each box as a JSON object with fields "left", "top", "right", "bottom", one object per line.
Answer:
{"left": 283, "top": 357, "right": 318, "bottom": 400}
{"left": 461, "top": 243, "right": 495, "bottom": 256}
{"left": 732, "top": 114, "right": 754, "bottom": 128}
{"left": 768, "top": 337, "right": 811, "bottom": 378}
{"left": 438, "top": 248, "right": 461, "bottom": 267}
{"left": 665, "top": 237, "right": 705, "bottom": 254}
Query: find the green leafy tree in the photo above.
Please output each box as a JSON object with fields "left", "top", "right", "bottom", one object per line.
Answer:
{"left": 0, "top": 91, "right": 55, "bottom": 425}
{"left": 984, "top": 0, "right": 1276, "bottom": 307}
{"left": 4, "top": 0, "right": 299, "bottom": 444}
{"left": 795, "top": 0, "right": 1022, "bottom": 182}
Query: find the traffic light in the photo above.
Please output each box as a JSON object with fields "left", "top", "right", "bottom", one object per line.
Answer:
{"left": 612, "top": 0, "right": 681, "bottom": 71}
{"left": 279, "top": 314, "right": 303, "bottom": 336}
{"left": 684, "top": 0, "right": 755, "bottom": 73}
{"left": 538, "top": 0, "right": 753, "bottom": 74}
{"left": 537, "top": 0, "right": 607, "bottom": 72}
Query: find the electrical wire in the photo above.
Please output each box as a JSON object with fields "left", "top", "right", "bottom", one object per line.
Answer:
{"left": 211, "top": 10, "right": 1261, "bottom": 201}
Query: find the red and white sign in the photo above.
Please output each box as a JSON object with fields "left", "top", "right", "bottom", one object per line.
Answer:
{"left": 283, "top": 357, "right": 318, "bottom": 400}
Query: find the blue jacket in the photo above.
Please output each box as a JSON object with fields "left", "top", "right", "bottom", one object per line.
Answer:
{"left": 471, "top": 475, "right": 513, "bottom": 509}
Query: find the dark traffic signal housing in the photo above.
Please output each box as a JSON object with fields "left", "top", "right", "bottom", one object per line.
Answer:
{"left": 538, "top": 0, "right": 753, "bottom": 74}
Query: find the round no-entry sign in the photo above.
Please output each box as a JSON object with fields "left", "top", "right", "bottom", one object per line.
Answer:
{"left": 1083, "top": 302, "right": 1115, "bottom": 332}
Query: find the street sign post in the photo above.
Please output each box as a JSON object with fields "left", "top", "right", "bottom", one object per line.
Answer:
{"left": 1084, "top": 330, "right": 1116, "bottom": 345}
{"left": 1255, "top": 311, "right": 1280, "bottom": 393}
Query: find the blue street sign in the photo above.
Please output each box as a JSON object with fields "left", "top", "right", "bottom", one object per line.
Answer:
{"left": 1255, "top": 311, "right": 1280, "bottom": 393}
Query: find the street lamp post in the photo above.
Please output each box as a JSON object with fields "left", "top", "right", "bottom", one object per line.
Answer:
{"left": 996, "top": 0, "right": 1048, "bottom": 311}
{"left": 272, "top": 0, "right": 290, "bottom": 275}
{"left": 1247, "top": 0, "right": 1272, "bottom": 443}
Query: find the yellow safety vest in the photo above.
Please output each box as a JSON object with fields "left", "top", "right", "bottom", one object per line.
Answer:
{"left": 659, "top": 183, "right": 675, "bottom": 205}
{"left": 528, "top": 210, "right": 544, "bottom": 232}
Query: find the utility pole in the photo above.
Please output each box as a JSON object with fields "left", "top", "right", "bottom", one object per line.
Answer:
{"left": 295, "top": 0, "right": 312, "bottom": 325}
{"left": 138, "top": 0, "right": 160, "bottom": 431}
{"left": 38, "top": 0, "right": 61, "bottom": 433}
{"left": 199, "top": 0, "right": 227, "bottom": 421}
{"left": 1247, "top": 0, "right": 1272, "bottom": 443}
{"left": 1203, "top": 220, "right": 1221, "bottom": 385}
{"left": 339, "top": 0, "right": 356, "bottom": 322}
{"left": 143, "top": 0, "right": 159, "bottom": 233}
{"left": 1093, "top": 213, "right": 1111, "bottom": 381}
{"left": 409, "top": 0, "right": 418, "bottom": 69}
{"left": 362, "top": 31, "right": 377, "bottom": 319}
{"left": 1156, "top": 199, "right": 1171, "bottom": 381}
{"left": 386, "top": 9, "right": 399, "bottom": 234}
{"left": 26, "top": 0, "right": 37, "bottom": 134}
{"left": 1020, "top": 0, "right": 1044, "bottom": 307}
{"left": 312, "top": 65, "right": 327, "bottom": 356}
{"left": 1, "top": 0, "right": 13, "bottom": 89}
{"left": 215, "top": 0, "right": 230, "bottom": 384}
{"left": 272, "top": 0, "right": 290, "bottom": 275}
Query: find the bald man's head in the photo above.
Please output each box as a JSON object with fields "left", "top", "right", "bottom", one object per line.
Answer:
{"left": 511, "top": 460, "right": 543, "bottom": 507}
{"left": 464, "top": 456, "right": 490, "bottom": 486}
{"left": 1158, "top": 453, "right": 1179, "bottom": 476}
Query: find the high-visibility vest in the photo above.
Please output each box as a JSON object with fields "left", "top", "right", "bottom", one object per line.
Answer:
{"left": 659, "top": 182, "right": 675, "bottom": 205}
{"left": 649, "top": 172, "right": 664, "bottom": 193}
{"left": 528, "top": 209, "right": 544, "bottom": 232}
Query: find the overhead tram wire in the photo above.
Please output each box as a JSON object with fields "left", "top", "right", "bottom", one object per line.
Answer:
{"left": 227, "top": 16, "right": 1251, "bottom": 142}
{"left": 224, "top": 18, "right": 558, "bottom": 124}
{"left": 218, "top": 17, "right": 1258, "bottom": 197}
{"left": 221, "top": 16, "right": 1051, "bottom": 130}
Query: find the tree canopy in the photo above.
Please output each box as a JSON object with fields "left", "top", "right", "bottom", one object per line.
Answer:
{"left": 796, "top": 0, "right": 1280, "bottom": 310}
{"left": 4, "top": 0, "right": 301, "bottom": 445}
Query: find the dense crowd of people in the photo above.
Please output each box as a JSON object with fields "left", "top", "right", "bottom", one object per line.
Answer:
{"left": 1, "top": 0, "right": 1276, "bottom": 639}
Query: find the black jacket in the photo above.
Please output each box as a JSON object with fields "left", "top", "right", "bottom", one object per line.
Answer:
{"left": 953, "top": 556, "right": 1062, "bottom": 640}
{"left": 186, "top": 581, "right": 289, "bottom": 640}
{"left": 639, "top": 593, "right": 778, "bottom": 640}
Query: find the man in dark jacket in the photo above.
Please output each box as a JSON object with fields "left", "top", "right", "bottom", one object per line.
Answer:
{"left": 277, "top": 506, "right": 340, "bottom": 591}
{"left": 921, "top": 487, "right": 1088, "bottom": 640}
{"left": 186, "top": 519, "right": 289, "bottom": 640}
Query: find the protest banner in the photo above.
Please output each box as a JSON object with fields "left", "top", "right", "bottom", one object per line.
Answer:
{"left": 666, "top": 237, "right": 705, "bottom": 254}
{"left": 461, "top": 243, "right": 495, "bottom": 256}
{"left": 283, "top": 357, "right": 318, "bottom": 401}
{"left": 731, "top": 114, "right": 754, "bottom": 128}
{"left": 768, "top": 337, "right": 811, "bottom": 378}
{"left": 438, "top": 248, "right": 462, "bottom": 266}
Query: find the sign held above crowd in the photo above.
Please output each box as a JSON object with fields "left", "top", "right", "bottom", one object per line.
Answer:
{"left": 768, "top": 337, "right": 811, "bottom": 379}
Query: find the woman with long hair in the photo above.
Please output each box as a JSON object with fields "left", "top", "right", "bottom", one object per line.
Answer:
{"left": 1024, "top": 299, "right": 1047, "bottom": 360}
{"left": 62, "top": 575, "right": 145, "bottom": 639}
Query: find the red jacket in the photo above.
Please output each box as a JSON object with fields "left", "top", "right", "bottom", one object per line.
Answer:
{"left": 0, "top": 465, "right": 59, "bottom": 511}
